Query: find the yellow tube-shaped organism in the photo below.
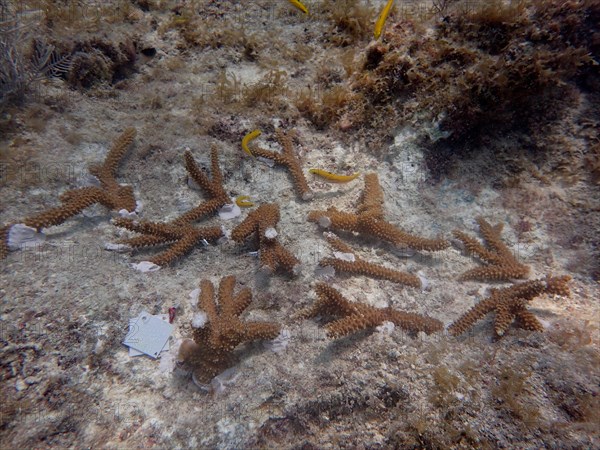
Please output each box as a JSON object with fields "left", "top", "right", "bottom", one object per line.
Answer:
{"left": 374, "top": 0, "right": 394, "bottom": 40}
{"left": 235, "top": 195, "right": 255, "bottom": 207}
{"left": 242, "top": 129, "right": 261, "bottom": 156}
{"left": 309, "top": 168, "right": 360, "bottom": 183}
{"left": 288, "top": 0, "right": 309, "bottom": 14}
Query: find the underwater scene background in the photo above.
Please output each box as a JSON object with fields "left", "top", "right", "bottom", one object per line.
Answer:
{"left": 1, "top": 0, "right": 598, "bottom": 448}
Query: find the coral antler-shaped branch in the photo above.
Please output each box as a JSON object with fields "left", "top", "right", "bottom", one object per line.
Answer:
{"left": 453, "top": 217, "right": 530, "bottom": 281}
{"left": 318, "top": 232, "right": 421, "bottom": 287}
{"left": 448, "top": 275, "right": 571, "bottom": 337}
{"left": 247, "top": 129, "right": 313, "bottom": 201}
{"left": 231, "top": 203, "right": 300, "bottom": 275}
{"left": 308, "top": 173, "right": 449, "bottom": 251}
{"left": 178, "top": 275, "right": 281, "bottom": 385}
{"left": 112, "top": 147, "right": 230, "bottom": 267}
{"left": 298, "top": 283, "right": 443, "bottom": 338}
{"left": 21, "top": 128, "right": 137, "bottom": 230}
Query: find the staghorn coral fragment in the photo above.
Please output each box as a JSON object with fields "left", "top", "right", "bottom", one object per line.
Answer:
{"left": 299, "top": 283, "right": 442, "bottom": 338}
{"left": 231, "top": 203, "right": 300, "bottom": 275}
{"left": 112, "top": 146, "right": 230, "bottom": 267}
{"left": 308, "top": 173, "right": 449, "bottom": 251}
{"left": 21, "top": 128, "right": 137, "bottom": 231}
{"left": 319, "top": 232, "right": 421, "bottom": 288}
{"left": 246, "top": 129, "right": 313, "bottom": 201}
{"left": 179, "top": 275, "right": 281, "bottom": 386}
{"left": 453, "top": 217, "right": 530, "bottom": 281}
{"left": 448, "top": 275, "right": 571, "bottom": 337}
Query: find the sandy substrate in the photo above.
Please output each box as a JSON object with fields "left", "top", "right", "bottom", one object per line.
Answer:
{"left": 1, "top": 1, "right": 598, "bottom": 448}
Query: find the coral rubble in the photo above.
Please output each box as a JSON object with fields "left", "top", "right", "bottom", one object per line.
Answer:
{"left": 299, "top": 283, "right": 443, "bottom": 338}
{"left": 448, "top": 275, "right": 571, "bottom": 337}
{"left": 231, "top": 203, "right": 300, "bottom": 275}
{"left": 453, "top": 217, "right": 530, "bottom": 281}
{"left": 113, "top": 146, "right": 230, "bottom": 267}
{"left": 179, "top": 275, "right": 281, "bottom": 385}
{"left": 308, "top": 173, "right": 449, "bottom": 251}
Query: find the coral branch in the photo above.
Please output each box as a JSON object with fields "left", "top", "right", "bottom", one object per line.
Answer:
{"left": 232, "top": 203, "right": 300, "bottom": 275}
{"left": 179, "top": 275, "right": 281, "bottom": 385}
{"left": 319, "top": 232, "right": 421, "bottom": 287}
{"left": 21, "top": 128, "right": 137, "bottom": 230}
{"left": 113, "top": 147, "right": 231, "bottom": 267}
{"left": 299, "top": 283, "right": 442, "bottom": 338}
{"left": 448, "top": 275, "right": 571, "bottom": 337}
{"left": 247, "top": 129, "right": 313, "bottom": 201}
{"left": 453, "top": 217, "right": 530, "bottom": 281}
{"left": 308, "top": 173, "right": 449, "bottom": 251}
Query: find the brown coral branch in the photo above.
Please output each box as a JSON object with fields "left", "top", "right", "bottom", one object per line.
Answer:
{"left": 179, "top": 275, "right": 281, "bottom": 385}
{"left": 448, "top": 275, "right": 571, "bottom": 337}
{"left": 231, "top": 203, "right": 300, "bottom": 275}
{"left": 308, "top": 173, "right": 449, "bottom": 251}
{"left": 247, "top": 129, "right": 313, "bottom": 201}
{"left": 113, "top": 147, "right": 231, "bottom": 267}
{"left": 21, "top": 128, "right": 137, "bottom": 231}
{"left": 319, "top": 233, "right": 421, "bottom": 287}
{"left": 299, "top": 283, "right": 443, "bottom": 338}
{"left": 453, "top": 217, "right": 530, "bottom": 281}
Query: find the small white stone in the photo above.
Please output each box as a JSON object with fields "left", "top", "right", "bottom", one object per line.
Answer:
{"left": 264, "top": 227, "right": 278, "bottom": 239}
{"left": 191, "top": 312, "right": 208, "bottom": 329}
{"left": 218, "top": 203, "right": 241, "bottom": 220}
{"left": 376, "top": 321, "right": 395, "bottom": 335}
{"left": 318, "top": 216, "right": 331, "bottom": 228}
{"left": 189, "top": 288, "right": 200, "bottom": 304}
{"left": 315, "top": 265, "right": 335, "bottom": 279}
{"left": 8, "top": 224, "right": 45, "bottom": 250}
{"left": 104, "top": 242, "right": 130, "bottom": 252}
{"left": 131, "top": 261, "right": 160, "bottom": 272}
{"left": 118, "top": 208, "right": 138, "bottom": 218}
{"left": 333, "top": 251, "right": 355, "bottom": 262}
{"left": 257, "top": 156, "right": 275, "bottom": 167}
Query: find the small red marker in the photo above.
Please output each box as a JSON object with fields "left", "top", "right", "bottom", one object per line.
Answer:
{"left": 168, "top": 307, "right": 177, "bottom": 324}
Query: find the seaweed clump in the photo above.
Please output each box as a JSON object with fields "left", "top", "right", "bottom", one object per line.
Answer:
{"left": 335, "top": 0, "right": 599, "bottom": 166}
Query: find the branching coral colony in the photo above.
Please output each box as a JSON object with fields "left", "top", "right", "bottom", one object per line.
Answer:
{"left": 244, "top": 129, "right": 313, "bottom": 201}
{"left": 112, "top": 146, "right": 230, "bottom": 268}
{"left": 178, "top": 275, "right": 281, "bottom": 386}
{"left": 1, "top": 128, "right": 138, "bottom": 256}
{"left": 299, "top": 283, "right": 442, "bottom": 338}
{"left": 453, "top": 217, "right": 530, "bottom": 281}
{"left": 231, "top": 203, "right": 300, "bottom": 275}
{"left": 448, "top": 275, "right": 571, "bottom": 337}
{"left": 309, "top": 173, "right": 449, "bottom": 251}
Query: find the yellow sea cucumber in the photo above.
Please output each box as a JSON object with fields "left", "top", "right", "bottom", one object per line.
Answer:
{"left": 242, "top": 130, "right": 261, "bottom": 156}
{"left": 288, "top": 0, "right": 308, "bottom": 14}
{"left": 235, "top": 195, "right": 255, "bottom": 207}
{"left": 374, "top": 0, "right": 394, "bottom": 40}
{"left": 309, "top": 168, "right": 360, "bottom": 183}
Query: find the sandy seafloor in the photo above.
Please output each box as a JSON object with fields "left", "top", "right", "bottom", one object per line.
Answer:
{"left": 1, "top": 1, "right": 599, "bottom": 448}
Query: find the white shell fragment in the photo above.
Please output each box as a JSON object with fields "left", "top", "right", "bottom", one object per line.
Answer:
{"left": 189, "top": 288, "right": 201, "bottom": 304}
{"left": 264, "top": 227, "right": 278, "bottom": 239}
{"left": 333, "top": 251, "right": 355, "bottom": 262}
{"left": 376, "top": 321, "right": 395, "bottom": 335}
{"left": 131, "top": 261, "right": 161, "bottom": 272}
{"left": 315, "top": 265, "right": 336, "bottom": 279}
{"left": 7, "top": 224, "right": 46, "bottom": 250}
{"left": 257, "top": 156, "right": 275, "bottom": 167}
{"left": 104, "top": 242, "right": 130, "bottom": 252}
{"left": 218, "top": 203, "right": 241, "bottom": 220}
{"left": 191, "top": 312, "right": 208, "bottom": 329}
{"left": 117, "top": 208, "right": 138, "bottom": 218}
